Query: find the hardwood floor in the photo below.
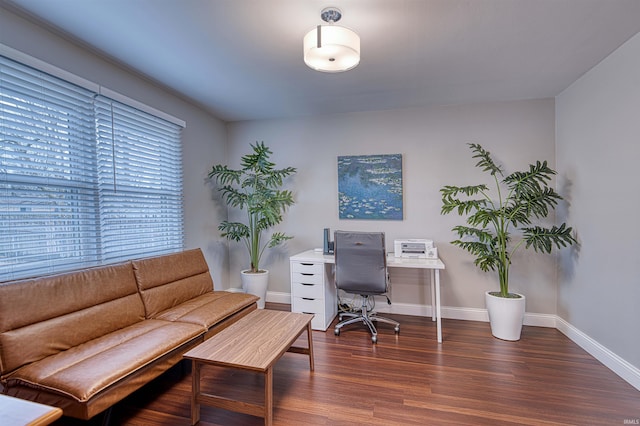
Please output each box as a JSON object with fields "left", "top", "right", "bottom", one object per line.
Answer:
{"left": 54, "top": 304, "right": 639, "bottom": 426}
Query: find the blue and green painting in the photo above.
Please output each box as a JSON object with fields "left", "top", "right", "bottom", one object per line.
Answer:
{"left": 338, "top": 154, "right": 403, "bottom": 220}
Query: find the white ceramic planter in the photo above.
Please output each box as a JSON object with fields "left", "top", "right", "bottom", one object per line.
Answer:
{"left": 241, "top": 269, "right": 269, "bottom": 309}
{"left": 485, "top": 291, "right": 526, "bottom": 341}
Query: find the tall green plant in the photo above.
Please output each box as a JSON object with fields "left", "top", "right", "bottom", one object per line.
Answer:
{"left": 208, "top": 142, "right": 296, "bottom": 273}
{"left": 440, "top": 143, "right": 576, "bottom": 298}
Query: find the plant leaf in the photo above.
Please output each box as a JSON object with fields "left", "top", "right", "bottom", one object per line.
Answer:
{"left": 469, "top": 143, "right": 503, "bottom": 177}
{"left": 522, "top": 224, "right": 577, "bottom": 253}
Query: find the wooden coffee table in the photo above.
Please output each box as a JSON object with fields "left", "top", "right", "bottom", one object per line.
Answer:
{"left": 183, "top": 309, "right": 314, "bottom": 425}
{"left": 0, "top": 394, "right": 63, "bottom": 426}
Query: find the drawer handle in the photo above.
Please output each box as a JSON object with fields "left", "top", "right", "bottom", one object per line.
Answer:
{"left": 303, "top": 312, "right": 314, "bottom": 315}
{"left": 302, "top": 297, "right": 315, "bottom": 301}
{"left": 300, "top": 263, "right": 313, "bottom": 266}
{"left": 300, "top": 273, "right": 313, "bottom": 276}
{"left": 301, "top": 283, "right": 315, "bottom": 286}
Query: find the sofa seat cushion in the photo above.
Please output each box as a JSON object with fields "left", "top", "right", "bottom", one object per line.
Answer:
{"left": 4, "top": 319, "right": 202, "bottom": 403}
{"left": 154, "top": 291, "right": 259, "bottom": 330}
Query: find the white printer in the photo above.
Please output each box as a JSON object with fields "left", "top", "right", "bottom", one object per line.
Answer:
{"left": 394, "top": 239, "right": 437, "bottom": 259}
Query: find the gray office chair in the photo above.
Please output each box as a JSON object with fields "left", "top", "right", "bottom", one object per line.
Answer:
{"left": 333, "top": 231, "right": 400, "bottom": 343}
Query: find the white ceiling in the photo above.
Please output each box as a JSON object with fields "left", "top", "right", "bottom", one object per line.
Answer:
{"left": 5, "top": 0, "right": 640, "bottom": 122}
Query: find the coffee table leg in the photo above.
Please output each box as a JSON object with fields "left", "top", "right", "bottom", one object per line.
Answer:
{"left": 306, "top": 322, "right": 314, "bottom": 371}
{"left": 264, "top": 367, "right": 273, "bottom": 425}
{"left": 191, "top": 360, "right": 201, "bottom": 425}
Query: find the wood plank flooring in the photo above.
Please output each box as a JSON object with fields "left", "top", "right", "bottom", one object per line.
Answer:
{"left": 53, "top": 304, "right": 639, "bottom": 426}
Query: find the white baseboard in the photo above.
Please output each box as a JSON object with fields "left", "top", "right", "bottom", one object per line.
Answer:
{"left": 522, "top": 311, "right": 558, "bottom": 328}
{"left": 375, "top": 301, "right": 557, "bottom": 328}
{"left": 227, "top": 288, "right": 291, "bottom": 303}
{"left": 270, "top": 291, "right": 639, "bottom": 391}
{"left": 556, "top": 317, "right": 640, "bottom": 391}
{"left": 266, "top": 291, "right": 292, "bottom": 304}
{"left": 228, "top": 289, "right": 292, "bottom": 304}
{"left": 373, "top": 301, "right": 431, "bottom": 317}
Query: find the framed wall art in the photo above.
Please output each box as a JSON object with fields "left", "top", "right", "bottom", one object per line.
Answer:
{"left": 337, "top": 153, "right": 403, "bottom": 220}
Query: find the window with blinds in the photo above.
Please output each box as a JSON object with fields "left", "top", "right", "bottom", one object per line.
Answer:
{"left": 1, "top": 55, "right": 184, "bottom": 280}
{"left": 95, "top": 96, "right": 184, "bottom": 263}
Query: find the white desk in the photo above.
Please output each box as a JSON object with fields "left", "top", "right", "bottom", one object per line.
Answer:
{"left": 289, "top": 250, "right": 446, "bottom": 343}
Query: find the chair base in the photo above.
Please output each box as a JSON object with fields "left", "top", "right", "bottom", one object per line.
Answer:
{"left": 334, "top": 296, "right": 400, "bottom": 343}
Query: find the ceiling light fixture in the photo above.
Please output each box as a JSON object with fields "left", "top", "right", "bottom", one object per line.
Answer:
{"left": 303, "top": 7, "right": 360, "bottom": 73}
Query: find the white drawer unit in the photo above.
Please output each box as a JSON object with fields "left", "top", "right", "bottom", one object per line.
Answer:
{"left": 289, "top": 251, "right": 337, "bottom": 331}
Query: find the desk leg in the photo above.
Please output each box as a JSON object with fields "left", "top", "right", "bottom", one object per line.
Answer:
{"left": 435, "top": 269, "right": 442, "bottom": 343}
{"left": 264, "top": 367, "right": 273, "bottom": 425}
{"left": 191, "top": 360, "right": 201, "bottom": 425}
{"left": 430, "top": 269, "right": 436, "bottom": 322}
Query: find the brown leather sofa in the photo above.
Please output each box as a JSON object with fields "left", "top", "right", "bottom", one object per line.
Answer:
{"left": 0, "top": 248, "right": 258, "bottom": 420}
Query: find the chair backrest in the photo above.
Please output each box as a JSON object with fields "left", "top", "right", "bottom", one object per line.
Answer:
{"left": 334, "top": 231, "right": 387, "bottom": 295}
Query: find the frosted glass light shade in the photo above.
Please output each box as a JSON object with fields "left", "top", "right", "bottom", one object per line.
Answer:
{"left": 304, "top": 25, "right": 360, "bottom": 72}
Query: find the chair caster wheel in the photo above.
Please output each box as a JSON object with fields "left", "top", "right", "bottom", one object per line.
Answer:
{"left": 371, "top": 335, "right": 377, "bottom": 343}
{"left": 334, "top": 328, "right": 340, "bottom": 336}
{"left": 394, "top": 326, "right": 400, "bottom": 333}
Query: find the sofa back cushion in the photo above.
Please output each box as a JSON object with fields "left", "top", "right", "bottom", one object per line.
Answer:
{"left": 132, "top": 248, "right": 214, "bottom": 319}
{"left": 0, "top": 262, "right": 144, "bottom": 377}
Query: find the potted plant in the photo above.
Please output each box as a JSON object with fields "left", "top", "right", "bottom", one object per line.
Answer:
{"left": 208, "top": 141, "right": 297, "bottom": 308}
{"left": 440, "top": 143, "right": 576, "bottom": 340}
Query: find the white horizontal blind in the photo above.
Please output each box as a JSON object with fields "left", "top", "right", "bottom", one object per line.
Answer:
{"left": 0, "top": 56, "right": 99, "bottom": 279}
{"left": 95, "top": 96, "right": 184, "bottom": 263}
{"left": 1, "top": 54, "right": 184, "bottom": 280}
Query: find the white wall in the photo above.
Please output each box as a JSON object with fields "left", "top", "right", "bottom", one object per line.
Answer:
{"left": 0, "top": 7, "right": 231, "bottom": 287}
{"left": 556, "top": 33, "right": 640, "bottom": 369}
{"left": 227, "top": 98, "right": 559, "bottom": 314}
